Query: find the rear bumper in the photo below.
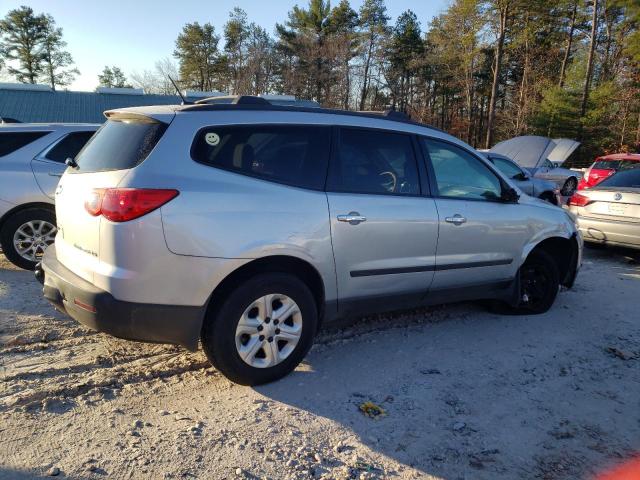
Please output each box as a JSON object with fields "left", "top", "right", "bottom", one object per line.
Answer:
{"left": 576, "top": 216, "right": 640, "bottom": 249}
{"left": 39, "top": 246, "right": 204, "bottom": 351}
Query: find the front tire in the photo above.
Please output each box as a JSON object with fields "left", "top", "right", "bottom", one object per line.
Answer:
{"left": 494, "top": 250, "right": 560, "bottom": 315}
{"left": 0, "top": 207, "right": 56, "bottom": 270}
{"left": 561, "top": 177, "right": 578, "bottom": 196}
{"left": 201, "top": 273, "right": 318, "bottom": 385}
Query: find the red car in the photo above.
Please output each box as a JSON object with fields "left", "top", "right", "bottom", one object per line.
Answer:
{"left": 578, "top": 153, "right": 640, "bottom": 190}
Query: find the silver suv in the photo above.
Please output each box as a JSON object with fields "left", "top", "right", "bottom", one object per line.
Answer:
{"left": 38, "top": 97, "right": 582, "bottom": 385}
{"left": 0, "top": 123, "right": 98, "bottom": 269}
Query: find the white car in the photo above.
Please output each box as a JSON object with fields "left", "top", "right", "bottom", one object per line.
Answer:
{"left": 0, "top": 123, "right": 99, "bottom": 269}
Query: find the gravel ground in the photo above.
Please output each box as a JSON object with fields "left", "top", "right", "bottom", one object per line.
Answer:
{"left": 0, "top": 246, "right": 639, "bottom": 480}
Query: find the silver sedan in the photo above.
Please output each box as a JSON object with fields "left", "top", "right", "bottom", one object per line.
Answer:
{"left": 483, "top": 152, "right": 561, "bottom": 205}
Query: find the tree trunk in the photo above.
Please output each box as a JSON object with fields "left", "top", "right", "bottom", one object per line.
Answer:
{"left": 559, "top": 2, "right": 577, "bottom": 88}
{"left": 359, "top": 37, "right": 374, "bottom": 111}
{"left": 485, "top": 3, "right": 509, "bottom": 149}
{"left": 580, "top": 0, "right": 599, "bottom": 118}
{"left": 635, "top": 109, "right": 640, "bottom": 151}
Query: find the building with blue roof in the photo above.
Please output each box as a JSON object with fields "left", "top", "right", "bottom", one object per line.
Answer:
{"left": 0, "top": 84, "right": 222, "bottom": 123}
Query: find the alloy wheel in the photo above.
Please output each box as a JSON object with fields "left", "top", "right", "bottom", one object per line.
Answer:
{"left": 235, "top": 294, "right": 303, "bottom": 368}
{"left": 12, "top": 220, "right": 57, "bottom": 263}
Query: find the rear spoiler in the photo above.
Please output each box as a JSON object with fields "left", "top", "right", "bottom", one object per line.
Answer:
{"left": 104, "top": 106, "right": 176, "bottom": 125}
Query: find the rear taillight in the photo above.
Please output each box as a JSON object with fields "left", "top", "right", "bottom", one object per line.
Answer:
{"left": 568, "top": 192, "right": 592, "bottom": 207}
{"left": 84, "top": 188, "right": 179, "bottom": 222}
{"left": 84, "top": 188, "right": 105, "bottom": 216}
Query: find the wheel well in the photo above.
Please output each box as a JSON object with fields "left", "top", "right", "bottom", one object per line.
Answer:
{"left": 205, "top": 255, "right": 326, "bottom": 321}
{"left": 0, "top": 202, "right": 55, "bottom": 232}
{"left": 529, "top": 236, "right": 579, "bottom": 287}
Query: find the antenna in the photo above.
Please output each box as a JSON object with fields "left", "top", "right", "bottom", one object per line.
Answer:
{"left": 168, "top": 76, "right": 189, "bottom": 105}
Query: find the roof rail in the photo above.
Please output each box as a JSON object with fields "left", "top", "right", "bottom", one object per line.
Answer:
{"left": 194, "top": 95, "right": 271, "bottom": 106}
{"left": 179, "top": 102, "right": 446, "bottom": 133}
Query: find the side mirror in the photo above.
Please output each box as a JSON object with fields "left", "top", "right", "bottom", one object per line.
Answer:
{"left": 514, "top": 172, "right": 529, "bottom": 181}
{"left": 65, "top": 157, "right": 78, "bottom": 169}
{"left": 501, "top": 187, "right": 520, "bottom": 203}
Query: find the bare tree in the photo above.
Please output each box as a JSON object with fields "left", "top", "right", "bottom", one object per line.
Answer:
{"left": 485, "top": 1, "right": 509, "bottom": 149}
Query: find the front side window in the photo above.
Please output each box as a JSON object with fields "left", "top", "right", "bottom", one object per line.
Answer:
{"left": 492, "top": 157, "right": 524, "bottom": 179}
{"left": 327, "top": 128, "right": 420, "bottom": 195}
{"left": 422, "top": 139, "right": 502, "bottom": 201}
{"left": 43, "top": 131, "right": 95, "bottom": 163}
{"left": 191, "top": 125, "right": 331, "bottom": 190}
{"left": 0, "top": 131, "right": 50, "bottom": 157}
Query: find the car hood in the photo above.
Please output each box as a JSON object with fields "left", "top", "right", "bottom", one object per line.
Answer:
{"left": 490, "top": 136, "right": 580, "bottom": 168}
{"left": 549, "top": 139, "right": 581, "bottom": 165}
{"left": 490, "top": 136, "right": 557, "bottom": 168}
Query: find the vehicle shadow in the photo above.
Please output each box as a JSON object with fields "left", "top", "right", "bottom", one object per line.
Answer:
{"left": 256, "top": 254, "right": 640, "bottom": 478}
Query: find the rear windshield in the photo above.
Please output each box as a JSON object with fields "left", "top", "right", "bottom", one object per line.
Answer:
{"left": 598, "top": 168, "right": 640, "bottom": 188}
{"left": 0, "top": 131, "right": 50, "bottom": 157}
{"left": 74, "top": 118, "right": 166, "bottom": 172}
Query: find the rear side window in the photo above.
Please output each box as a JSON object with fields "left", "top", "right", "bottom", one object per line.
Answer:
{"left": 191, "top": 125, "right": 331, "bottom": 190}
{"left": 43, "top": 131, "right": 95, "bottom": 163}
{"left": 327, "top": 128, "right": 420, "bottom": 195}
{"left": 75, "top": 118, "right": 166, "bottom": 172}
{"left": 0, "top": 131, "right": 50, "bottom": 157}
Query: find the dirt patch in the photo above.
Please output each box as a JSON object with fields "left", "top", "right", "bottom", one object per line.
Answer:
{"left": 1, "top": 247, "right": 639, "bottom": 479}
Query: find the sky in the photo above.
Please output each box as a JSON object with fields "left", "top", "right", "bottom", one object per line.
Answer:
{"left": 0, "top": 0, "right": 449, "bottom": 92}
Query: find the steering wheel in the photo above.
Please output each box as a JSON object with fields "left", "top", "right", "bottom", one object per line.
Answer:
{"left": 379, "top": 171, "right": 397, "bottom": 192}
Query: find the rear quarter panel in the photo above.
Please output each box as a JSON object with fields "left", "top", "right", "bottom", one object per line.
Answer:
{"left": 119, "top": 112, "right": 340, "bottom": 303}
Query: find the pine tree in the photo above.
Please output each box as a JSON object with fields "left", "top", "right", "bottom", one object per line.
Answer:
{"left": 40, "top": 15, "right": 79, "bottom": 90}
{"left": 98, "top": 66, "right": 131, "bottom": 88}
{"left": 0, "top": 6, "right": 48, "bottom": 84}
{"left": 174, "top": 22, "right": 221, "bottom": 92}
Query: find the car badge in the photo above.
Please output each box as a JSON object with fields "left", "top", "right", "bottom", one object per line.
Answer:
{"left": 614, "top": 193, "right": 622, "bottom": 201}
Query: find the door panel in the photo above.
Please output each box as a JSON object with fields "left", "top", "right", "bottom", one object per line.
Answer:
{"left": 431, "top": 198, "right": 527, "bottom": 290}
{"left": 328, "top": 193, "right": 439, "bottom": 301}
{"left": 327, "top": 127, "right": 438, "bottom": 306}
{"left": 31, "top": 131, "right": 96, "bottom": 198}
{"left": 31, "top": 159, "right": 66, "bottom": 198}
{"left": 420, "top": 137, "right": 529, "bottom": 291}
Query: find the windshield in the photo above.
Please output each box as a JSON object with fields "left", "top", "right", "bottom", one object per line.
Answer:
{"left": 593, "top": 159, "right": 639, "bottom": 170}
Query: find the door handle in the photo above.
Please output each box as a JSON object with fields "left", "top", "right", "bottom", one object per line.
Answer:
{"left": 445, "top": 214, "right": 467, "bottom": 225}
{"left": 48, "top": 172, "right": 63, "bottom": 177}
{"left": 337, "top": 212, "right": 367, "bottom": 225}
